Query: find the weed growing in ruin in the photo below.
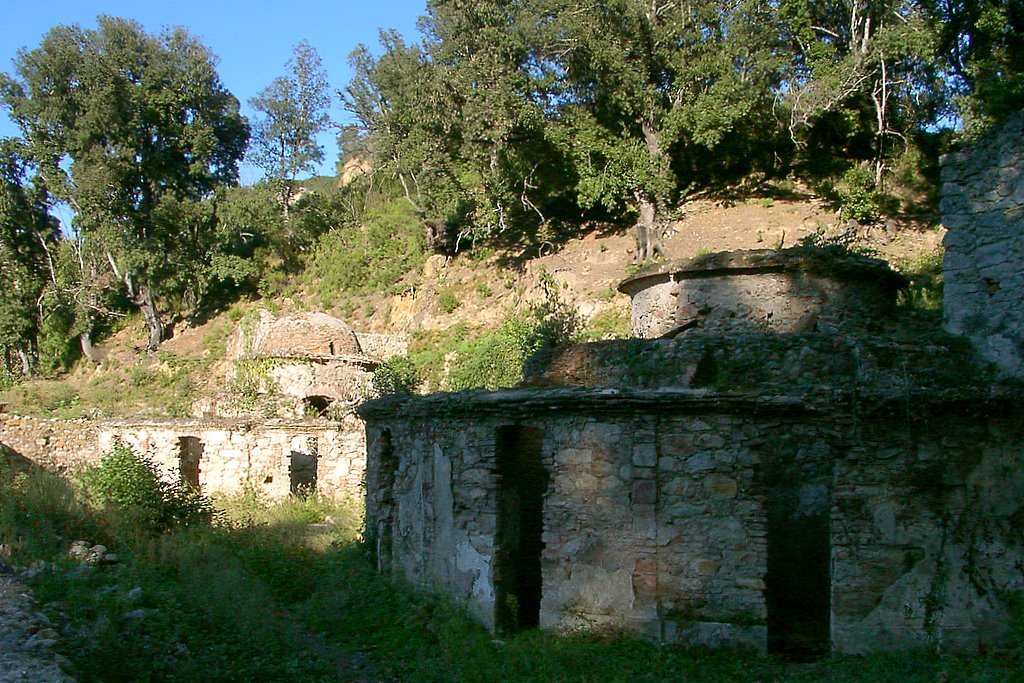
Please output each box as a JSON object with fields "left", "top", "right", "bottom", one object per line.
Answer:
{"left": 895, "top": 247, "right": 944, "bottom": 315}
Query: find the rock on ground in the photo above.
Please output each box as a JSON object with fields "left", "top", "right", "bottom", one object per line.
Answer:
{"left": 0, "top": 576, "right": 74, "bottom": 682}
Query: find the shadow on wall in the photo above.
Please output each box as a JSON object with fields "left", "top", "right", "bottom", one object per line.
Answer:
{"left": 494, "top": 425, "right": 549, "bottom": 633}
{"left": 178, "top": 436, "right": 204, "bottom": 490}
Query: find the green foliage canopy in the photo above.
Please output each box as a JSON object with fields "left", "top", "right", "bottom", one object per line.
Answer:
{"left": 0, "top": 16, "right": 249, "bottom": 352}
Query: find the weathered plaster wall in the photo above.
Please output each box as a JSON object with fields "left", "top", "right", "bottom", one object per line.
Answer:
{"left": 362, "top": 390, "right": 1024, "bottom": 655}
{"left": 1, "top": 413, "right": 366, "bottom": 499}
{"left": 942, "top": 110, "right": 1024, "bottom": 379}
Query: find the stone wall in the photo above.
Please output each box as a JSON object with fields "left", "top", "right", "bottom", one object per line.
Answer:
{"left": 618, "top": 249, "right": 905, "bottom": 339}
{"left": 0, "top": 414, "right": 99, "bottom": 471}
{"left": 941, "top": 110, "right": 1024, "bottom": 379}
{"left": 361, "top": 389, "right": 1024, "bottom": 655}
{"left": 1, "top": 413, "right": 366, "bottom": 500}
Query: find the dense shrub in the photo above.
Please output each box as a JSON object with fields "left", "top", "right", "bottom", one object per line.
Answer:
{"left": 836, "top": 165, "right": 880, "bottom": 222}
{"left": 305, "top": 198, "right": 427, "bottom": 301}
{"left": 82, "top": 440, "right": 214, "bottom": 532}
{"left": 372, "top": 355, "right": 421, "bottom": 396}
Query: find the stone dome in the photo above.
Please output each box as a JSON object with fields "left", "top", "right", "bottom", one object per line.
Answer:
{"left": 239, "top": 311, "right": 363, "bottom": 358}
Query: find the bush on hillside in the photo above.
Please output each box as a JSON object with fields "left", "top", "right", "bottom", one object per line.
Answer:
{"left": 306, "top": 199, "right": 427, "bottom": 302}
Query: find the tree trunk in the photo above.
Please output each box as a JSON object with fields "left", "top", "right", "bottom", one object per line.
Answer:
{"left": 633, "top": 190, "right": 666, "bottom": 263}
{"left": 80, "top": 329, "right": 101, "bottom": 364}
{"left": 16, "top": 346, "right": 33, "bottom": 378}
{"left": 134, "top": 283, "right": 164, "bottom": 353}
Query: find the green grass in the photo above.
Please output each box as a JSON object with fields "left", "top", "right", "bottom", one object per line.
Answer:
{"left": 0, "top": 316, "right": 230, "bottom": 419}
{"left": 895, "top": 247, "right": 944, "bottom": 315}
{"left": 1, "top": 457, "right": 1020, "bottom": 682}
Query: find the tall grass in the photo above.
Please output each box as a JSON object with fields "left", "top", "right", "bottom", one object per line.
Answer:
{"left": 1, "top": 454, "right": 1021, "bottom": 682}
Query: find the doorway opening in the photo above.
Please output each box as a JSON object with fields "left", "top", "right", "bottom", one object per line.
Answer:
{"left": 303, "top": 395, "right": 332, "bottom": 417}
{"left": 178, "top": 436, "right": 203, "bottom": 490}
{"left": 289, "top": 436, "right": 318, "bottom": 495}
{"left": 494, "top": 425, "right": 548, "bottom": 633}
{"left": 766, "top": 480, "right": 831, "bottom": 660}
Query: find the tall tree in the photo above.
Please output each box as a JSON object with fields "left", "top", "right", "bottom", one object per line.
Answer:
{"left": 0, "top": 139, "right": 59, "bottom": 375}
{"left": 346, "top": 3, "right": 570, "bottom": 251}
{"left": 779, "top": 1, "right": 941, "bottom": 185}
{"left": 545, "top": 0, "right": 785, "bottom": 259}
{"left": 0, "top": 16, "right": 249, "bottom": 352}
{"left": 249, "top": 41, "right": 332, "bottom": 219}
{"left": 926, "top": 0, "right": 1024, "bottom": 133}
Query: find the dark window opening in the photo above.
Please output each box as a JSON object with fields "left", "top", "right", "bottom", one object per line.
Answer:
{"left": 690, "top": 347, "right": 719, "bottom": 387}
{"left": 495, "top": 425, "right": 548, "bottom": 633}
{"left": 289, "top": 437, "right": 318, "bottom": 495}
{"left": 178, "top": 436, "right": 203, "bottom": 491}
{"left": 375, "top": 430, "right": 397, "bottom": 573}
{"left": 766, "top": 481, "right": 831, "bottom": 660}
{"left": 304, "top": 395, "right": 332, "bottom": 417}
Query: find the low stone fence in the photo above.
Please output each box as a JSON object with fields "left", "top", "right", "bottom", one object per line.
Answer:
{"left": 0, "top": 414, "right": 99, "bottom": 471}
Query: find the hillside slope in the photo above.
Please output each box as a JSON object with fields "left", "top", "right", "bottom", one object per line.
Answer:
{"left": 0, "top": 194, "right": 944, "bottom": 419}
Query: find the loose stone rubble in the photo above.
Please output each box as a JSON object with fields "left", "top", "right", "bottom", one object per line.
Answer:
{"left": 0, "top": 577, "right": 75, "bottom": 683}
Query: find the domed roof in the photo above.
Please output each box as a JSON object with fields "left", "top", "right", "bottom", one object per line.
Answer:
{"left": 243, "top": 311, "right": 363, "bottom": 358}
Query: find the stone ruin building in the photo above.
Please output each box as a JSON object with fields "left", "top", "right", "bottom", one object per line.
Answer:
{"left": 357, "top": 111, "right": 1024, "bottom": 657}
{"left": 2, "top": 310, "right": 403, "bottom": 501}
{"left": 106, "top": 310, "right": 403, "bottom": 498}
{"left": 207, "top": 308, "right": 403, "bottom": 419}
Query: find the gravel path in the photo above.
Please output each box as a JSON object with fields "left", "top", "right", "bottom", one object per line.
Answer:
{"left": 0, "top": 574, "right": 74, "bottom": 683}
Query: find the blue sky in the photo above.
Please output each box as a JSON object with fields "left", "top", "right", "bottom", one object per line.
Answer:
{"left": 0, "top": 0, "right": 426, "bottom": 183}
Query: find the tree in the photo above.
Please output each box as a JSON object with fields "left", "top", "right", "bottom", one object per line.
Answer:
{"left": 0, "top": 139, "right": 59, "bottom": 375}
{"left": 0, "top": 16, "right": 249, "bottom": 352}
{"left": 249, "top": 41, "right": 332, "bottom": 219}
{"left": 345, "top": 3, "right": 571, "bottom": 252}
{"left": 545, "top": 0, "right": 785, "bottom": 259}
{"left": 779, "top": 1, "right": 942, "bottom": 186}
{"left": 926, "top": 0, "right": 1024, "bottom": 134}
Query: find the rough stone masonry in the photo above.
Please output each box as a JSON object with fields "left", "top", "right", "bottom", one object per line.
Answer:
{"left": 359, "top": 109, "right": 1024, "bottom": 656}
{"left": 942, "top": 110, "right": 1024, "bottom": 380}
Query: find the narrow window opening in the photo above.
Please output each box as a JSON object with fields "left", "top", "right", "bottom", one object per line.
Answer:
{"left": 766, "top": 479, "right": 831, "bottom": 660}
{"left": 289, "top": 436, "right": 318, "bottom": 495}
{"left": 178, "top": 436, "right": 203, "bottom": 491}
{"left": 495, "top": 425, "right": 548, "bottom": 633}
